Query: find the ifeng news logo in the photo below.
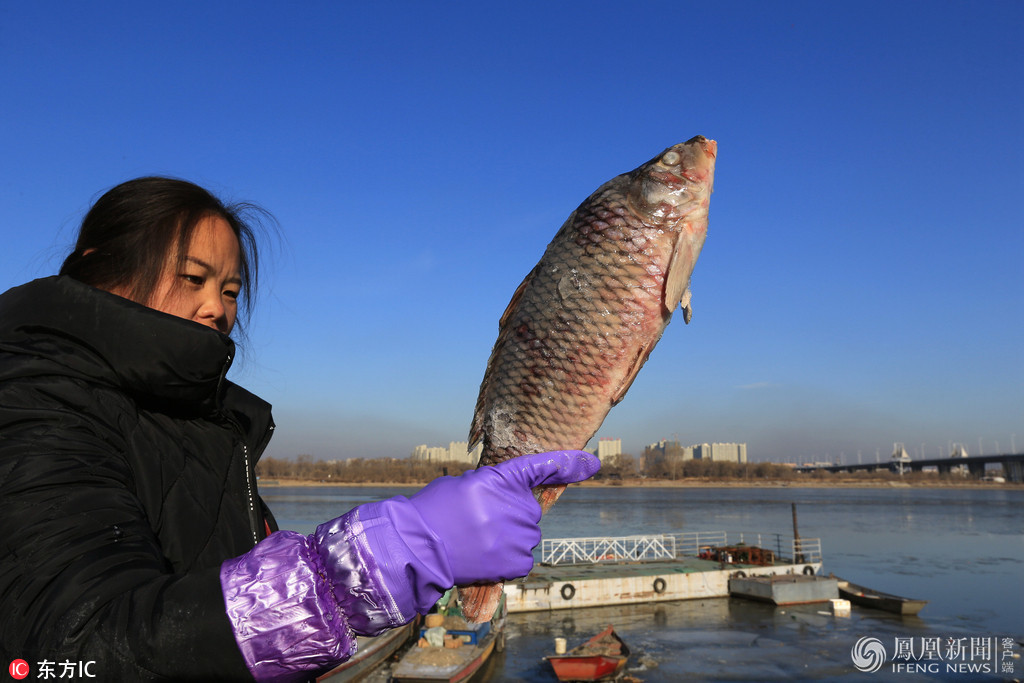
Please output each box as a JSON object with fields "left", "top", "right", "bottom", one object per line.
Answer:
{"left": 852, "top": 637, "right": 887, "bottom": 673}
{"left": 851, "top": 635, "right": 1019, "bottom": 675}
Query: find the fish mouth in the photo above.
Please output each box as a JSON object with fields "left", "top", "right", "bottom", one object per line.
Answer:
{"left": 685, "top": 135, "right": 717, "bottom": 159}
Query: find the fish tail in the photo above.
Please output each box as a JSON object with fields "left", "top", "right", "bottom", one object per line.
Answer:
{"left": 457, "top": 583, "right": 504, "bottom": 623}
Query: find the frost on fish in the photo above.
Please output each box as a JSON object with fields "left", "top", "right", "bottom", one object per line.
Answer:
{"left": 459, "top": 136, "right": 717, "bottom": 622}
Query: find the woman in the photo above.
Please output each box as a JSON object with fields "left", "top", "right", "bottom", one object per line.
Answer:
{"left": 0, "top": 177, "right": 599, "bottom": 682}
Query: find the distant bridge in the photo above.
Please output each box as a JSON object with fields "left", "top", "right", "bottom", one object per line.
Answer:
{"left": 795, "top": 452, "right": 1024, "bottom": 483}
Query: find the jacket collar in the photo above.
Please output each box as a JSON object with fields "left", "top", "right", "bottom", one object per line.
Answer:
{"left": 0, "top": 276, "right": 236, "bottom": 417}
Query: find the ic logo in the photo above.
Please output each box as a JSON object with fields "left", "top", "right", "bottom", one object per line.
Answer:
{"left": 8, "top": 659, "right": 30, "bottom": 680}
{"left": 851, "top": 636, "right": 887, "bottom": 673}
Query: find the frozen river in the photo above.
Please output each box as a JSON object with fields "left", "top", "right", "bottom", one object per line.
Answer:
{"left": 264, "top": 484, "right": 1023, "bottom": 681}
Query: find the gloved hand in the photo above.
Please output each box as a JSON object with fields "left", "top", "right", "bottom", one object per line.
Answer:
{"left": 315, "top": 449, "right": 599, "bottom": 633}
{"left": 406, "top": 449, "right": 600, "bottom": 585}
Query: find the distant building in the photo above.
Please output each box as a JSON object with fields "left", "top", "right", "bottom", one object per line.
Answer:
{"left": 715, "top": 442, "right": 747, "bottom": 463}
{"left": 643, "top": 439, "right": 696, "bottom": 472}
{"left": 411, "top": 444, "right": 447, "bottom": 462}
{"left": 645, "top": 439, "right": 685, "bottom": 456}
{"left": 596, "top": 437, "right": 622, "bottom": 463}
{"left": 693, "top": 442, "right": 748, "bottom": 463}
{"left": 643, "top": 439, "right": 673, "bottom": 471}
{"left": 411, "top": 441, "right": 482, "bottom": 465}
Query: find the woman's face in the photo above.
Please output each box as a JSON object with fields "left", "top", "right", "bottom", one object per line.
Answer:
{"left": 148, "top": 216, "right": 242, "bottom": 335}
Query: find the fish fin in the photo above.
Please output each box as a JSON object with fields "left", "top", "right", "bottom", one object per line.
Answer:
{"left": 680, "top": 288, "right": 693, "bottom": 324}
{"left": 609, "top": 341, "right": 655, "bottom": 406}
{"left": 663, "top": 233, "right": 695, "bottom": 316}
{"left": 498, "top": 263, "right": 539, "bottom": 327}
{"left": 458, "top": 583, "right": 504, "bottom": 623}
{"left": 535, "top": 482, "right": 567, "bottom": 514}
{"left": 468, "top": 414, "right": 484, "bottom": 458}
{"left": 612, "top": 237, "right": 691, "bottom": 404}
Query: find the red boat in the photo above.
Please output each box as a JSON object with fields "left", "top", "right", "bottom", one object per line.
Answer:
{"left": 544, "top": 625, "right": 630, "bottom": 682}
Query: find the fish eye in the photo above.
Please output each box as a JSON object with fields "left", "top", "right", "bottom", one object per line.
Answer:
{"left": 661, "top": 151, "right": 681, "bottom": 166}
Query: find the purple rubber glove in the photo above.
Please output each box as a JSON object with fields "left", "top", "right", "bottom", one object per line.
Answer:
{"left": 220, "top": 450, "right": 598, "bottom": 682}
{"left": 407, "top": 449, "right": 601, "bottom": 584}
{"left": 342, "top": 449, "right": 600, "bottom": 623}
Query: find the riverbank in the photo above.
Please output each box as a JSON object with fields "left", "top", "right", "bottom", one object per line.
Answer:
{"left": 258, "top": 476, "right": 1019, "bottom": 489}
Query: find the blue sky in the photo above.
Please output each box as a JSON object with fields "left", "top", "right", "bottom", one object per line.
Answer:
{"left": 2, "top": 1, "right": 1021, "bottom": 464}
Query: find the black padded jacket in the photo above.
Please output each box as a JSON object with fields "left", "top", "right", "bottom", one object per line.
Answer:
{"left": 0, "top": 276, "right": 277, "bottom": 681}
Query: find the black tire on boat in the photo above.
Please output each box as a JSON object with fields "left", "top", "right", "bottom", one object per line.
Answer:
{"left": 653, "top": 577, "right": 666, "bottom": 594}
{"left": 560, "top": 583, "right": 575, "bottom": 601}
{"left": 803, "top": 565, "right": 816, "bottom": 575}
{"left": 732, "top": 570, "right": 746, "bottom": 578}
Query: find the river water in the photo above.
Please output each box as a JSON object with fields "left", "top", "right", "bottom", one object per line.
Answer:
{"left": 262, "top": 484, "right": 1023, "bottom": 681}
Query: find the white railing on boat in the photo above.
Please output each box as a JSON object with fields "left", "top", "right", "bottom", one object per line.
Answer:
{"left": 669, "top": 531, "right": 822, "bottom": 564}
{"left": 540, "top": 535, "right": 676, "bottom": 565}
{"left": 540, "top": 531, "right": 822, "bottom": 566}
{"left": 666, "top": 531, "right": 728, "bottom": 555}
{"left": 792, "top": 537, "right": 822, "bottom": 563}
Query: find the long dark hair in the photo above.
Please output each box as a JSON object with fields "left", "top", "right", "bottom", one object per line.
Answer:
{"left": 60, "top": 177, "right": 268, "bottom": 332}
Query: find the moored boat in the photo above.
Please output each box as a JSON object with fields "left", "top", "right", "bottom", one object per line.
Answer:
{"left": 390, "top": 592, "right": 506, "bottom": 683}
{"left": 317, "top": 620, "right": 416, "bottom": 681}
{"left": 544, "top": 625, "right": 629, "bottom": 682}
{"left": 835, "top": 577, "right": 928, "bottom": 616}
{"left": 728, "top": 573, "right": 839, "bottom": 605}
{"left": 509, "top": 530, "right": 824, "bottom": 613}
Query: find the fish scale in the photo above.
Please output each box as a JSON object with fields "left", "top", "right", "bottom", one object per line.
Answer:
{"left": 459, "top": 136, "right": 716, "bottom": 622}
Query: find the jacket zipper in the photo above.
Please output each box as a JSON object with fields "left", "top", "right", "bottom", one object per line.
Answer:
{"left": 242, "top": 443, "right": 259, "bottom": 546}
{"left": 221, "top": 349, "right": 274, "bottom": 547}
{"left": 241, "top": 421, "right": 276, "bottom": 546}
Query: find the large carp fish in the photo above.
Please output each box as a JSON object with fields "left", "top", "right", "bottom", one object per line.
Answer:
{"left": 459, "top": 136, "right": 717, "bottom": 621}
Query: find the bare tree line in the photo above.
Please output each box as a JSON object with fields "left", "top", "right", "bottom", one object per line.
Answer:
{"left": 622, "top": 454, "right": 800, "bottom": 481}
{"left": 257, "top": 454, "right": 473, "bottom": 484}
{"left": 255, "top": 453, "right": 795, "bottom": 484}
{"left": 257, "top": 453, "right": 955, "bottom": 485}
